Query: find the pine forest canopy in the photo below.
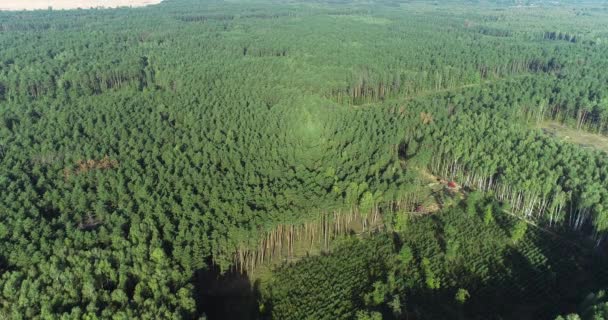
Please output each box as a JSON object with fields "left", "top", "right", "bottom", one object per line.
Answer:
{"left": 1, "top": 0, "right": 608, "bottom": 319}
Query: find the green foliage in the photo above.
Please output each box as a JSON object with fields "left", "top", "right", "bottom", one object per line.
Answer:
{"left": 455, "top": 288, "right": 470, "bottom": 305}
{"left": 445, "top": 239, "right": 461, "bottom": 262}
{"left": 511, "top": 220, "right": 529, "bottom": 244}
{"left": 261, "top": 236, "right": 395, "bottom": 320}
{"left": 484, "top": 205, "right": 495, "bottom": 225}
{"left": 387, "top": 295, "right": 402, "bottom": 316}
{"left": 356, "top": 310, "right": 383, "bottom": 320}
{"left": 559, "top": 291, "right": 608, "bottom": 320}
{"left": 360, "top": 191, "right": 375, "bottom": 218}
{"left": 466, "top": 192, "right": 483, "bottom": 217}
{"left": 398, "top": 245, "right": 414, "bottom": 265}
{"left": 263, "top": 203, "right": 608, "bottom": 319}
{"left": 422, "top": 258, "right": 441, "bottom": 290}
{"left": 364, "top": 281, "right": 388, "bottom": 306}
{"left": 392, "top": 212, "right": 410, "bottom": 233}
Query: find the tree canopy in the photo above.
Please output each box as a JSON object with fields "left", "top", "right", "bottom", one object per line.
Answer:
{"left": 1, "top": 0, "right": 608, "bottom": 318}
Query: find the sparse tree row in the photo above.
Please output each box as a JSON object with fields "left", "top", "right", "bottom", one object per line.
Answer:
{"left": 233, "top": 209, "right": 383, "bottom": 275}
{"left": 231, "top": 183, "right": 430, "bottom": 274}
{"left": 427, "top": 112, "right": 608, "bottom": 238}
{"left": 377, "top": 87, "right": 608, "bottom": 241}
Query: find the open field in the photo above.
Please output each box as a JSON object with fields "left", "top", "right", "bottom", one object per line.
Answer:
{"left": 0, "top": 0, "right": 162, "bottom": 11}
{"left": 539, "top": 121, "right": 608, "bottom": 154}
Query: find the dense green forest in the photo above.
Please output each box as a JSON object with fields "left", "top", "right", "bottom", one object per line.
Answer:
{"left": 262, "top": 203, "right": 608, "bottom": 320}
{"left": 1, "top": 0, "right": 608, "bottom": 319}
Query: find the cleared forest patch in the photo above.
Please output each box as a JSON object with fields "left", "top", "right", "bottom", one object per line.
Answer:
{"left": 0, "top": 0, "right": 162, "bottom": 11}
{"left": 539, "top": 121, "right": 608, "bottom": 153}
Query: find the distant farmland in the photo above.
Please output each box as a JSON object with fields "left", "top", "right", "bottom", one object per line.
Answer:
{"left": 0, "top": 0, "right": 162, "bottom": 11}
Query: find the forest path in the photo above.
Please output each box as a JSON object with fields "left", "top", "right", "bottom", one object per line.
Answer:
{"left": 402, "top": 82, "right": 481, "bottom": 101}
{"left": 350, "top": 82, "right": 481, "bottom": 109}
{"left": 350, "top": 74, "right": 533, "bottom": 109}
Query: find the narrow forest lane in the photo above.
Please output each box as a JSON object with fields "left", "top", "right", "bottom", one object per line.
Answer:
{"left": 351, "top": 75, "right": 527, "bottom": 109}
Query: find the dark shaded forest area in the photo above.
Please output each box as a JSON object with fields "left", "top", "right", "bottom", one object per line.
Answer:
{"left": 1, "top": 0, "right": 608, "bottom": 319}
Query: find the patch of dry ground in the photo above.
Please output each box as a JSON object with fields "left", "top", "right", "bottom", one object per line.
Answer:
{"left": 0, "top": 0, "right": 162, "bottom": 11}
{"left": 539, "top": 120, "right": 608, "bottom": 154}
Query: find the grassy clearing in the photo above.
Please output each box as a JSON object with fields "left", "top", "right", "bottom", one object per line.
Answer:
{"left": 538, "top": 121, "right": 608, "bottom": 153}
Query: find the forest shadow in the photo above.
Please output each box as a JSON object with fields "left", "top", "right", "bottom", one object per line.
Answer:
{"left": 403, "top": 250, "right": 552, "bottom": 319}
{"left": 0, "top": 255, "right": 6, "bottom": 272}
{"left": 193, "top": 264, "right": 261, "bottom": 320}
{"left": 464, "top": 233, "right": 607, "bottom": 320}
{"left": 465, "top": 249, "right": 552, "bottom": 320}
{"left": 405, "top": 232, "right": 608, "bottom": 320}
